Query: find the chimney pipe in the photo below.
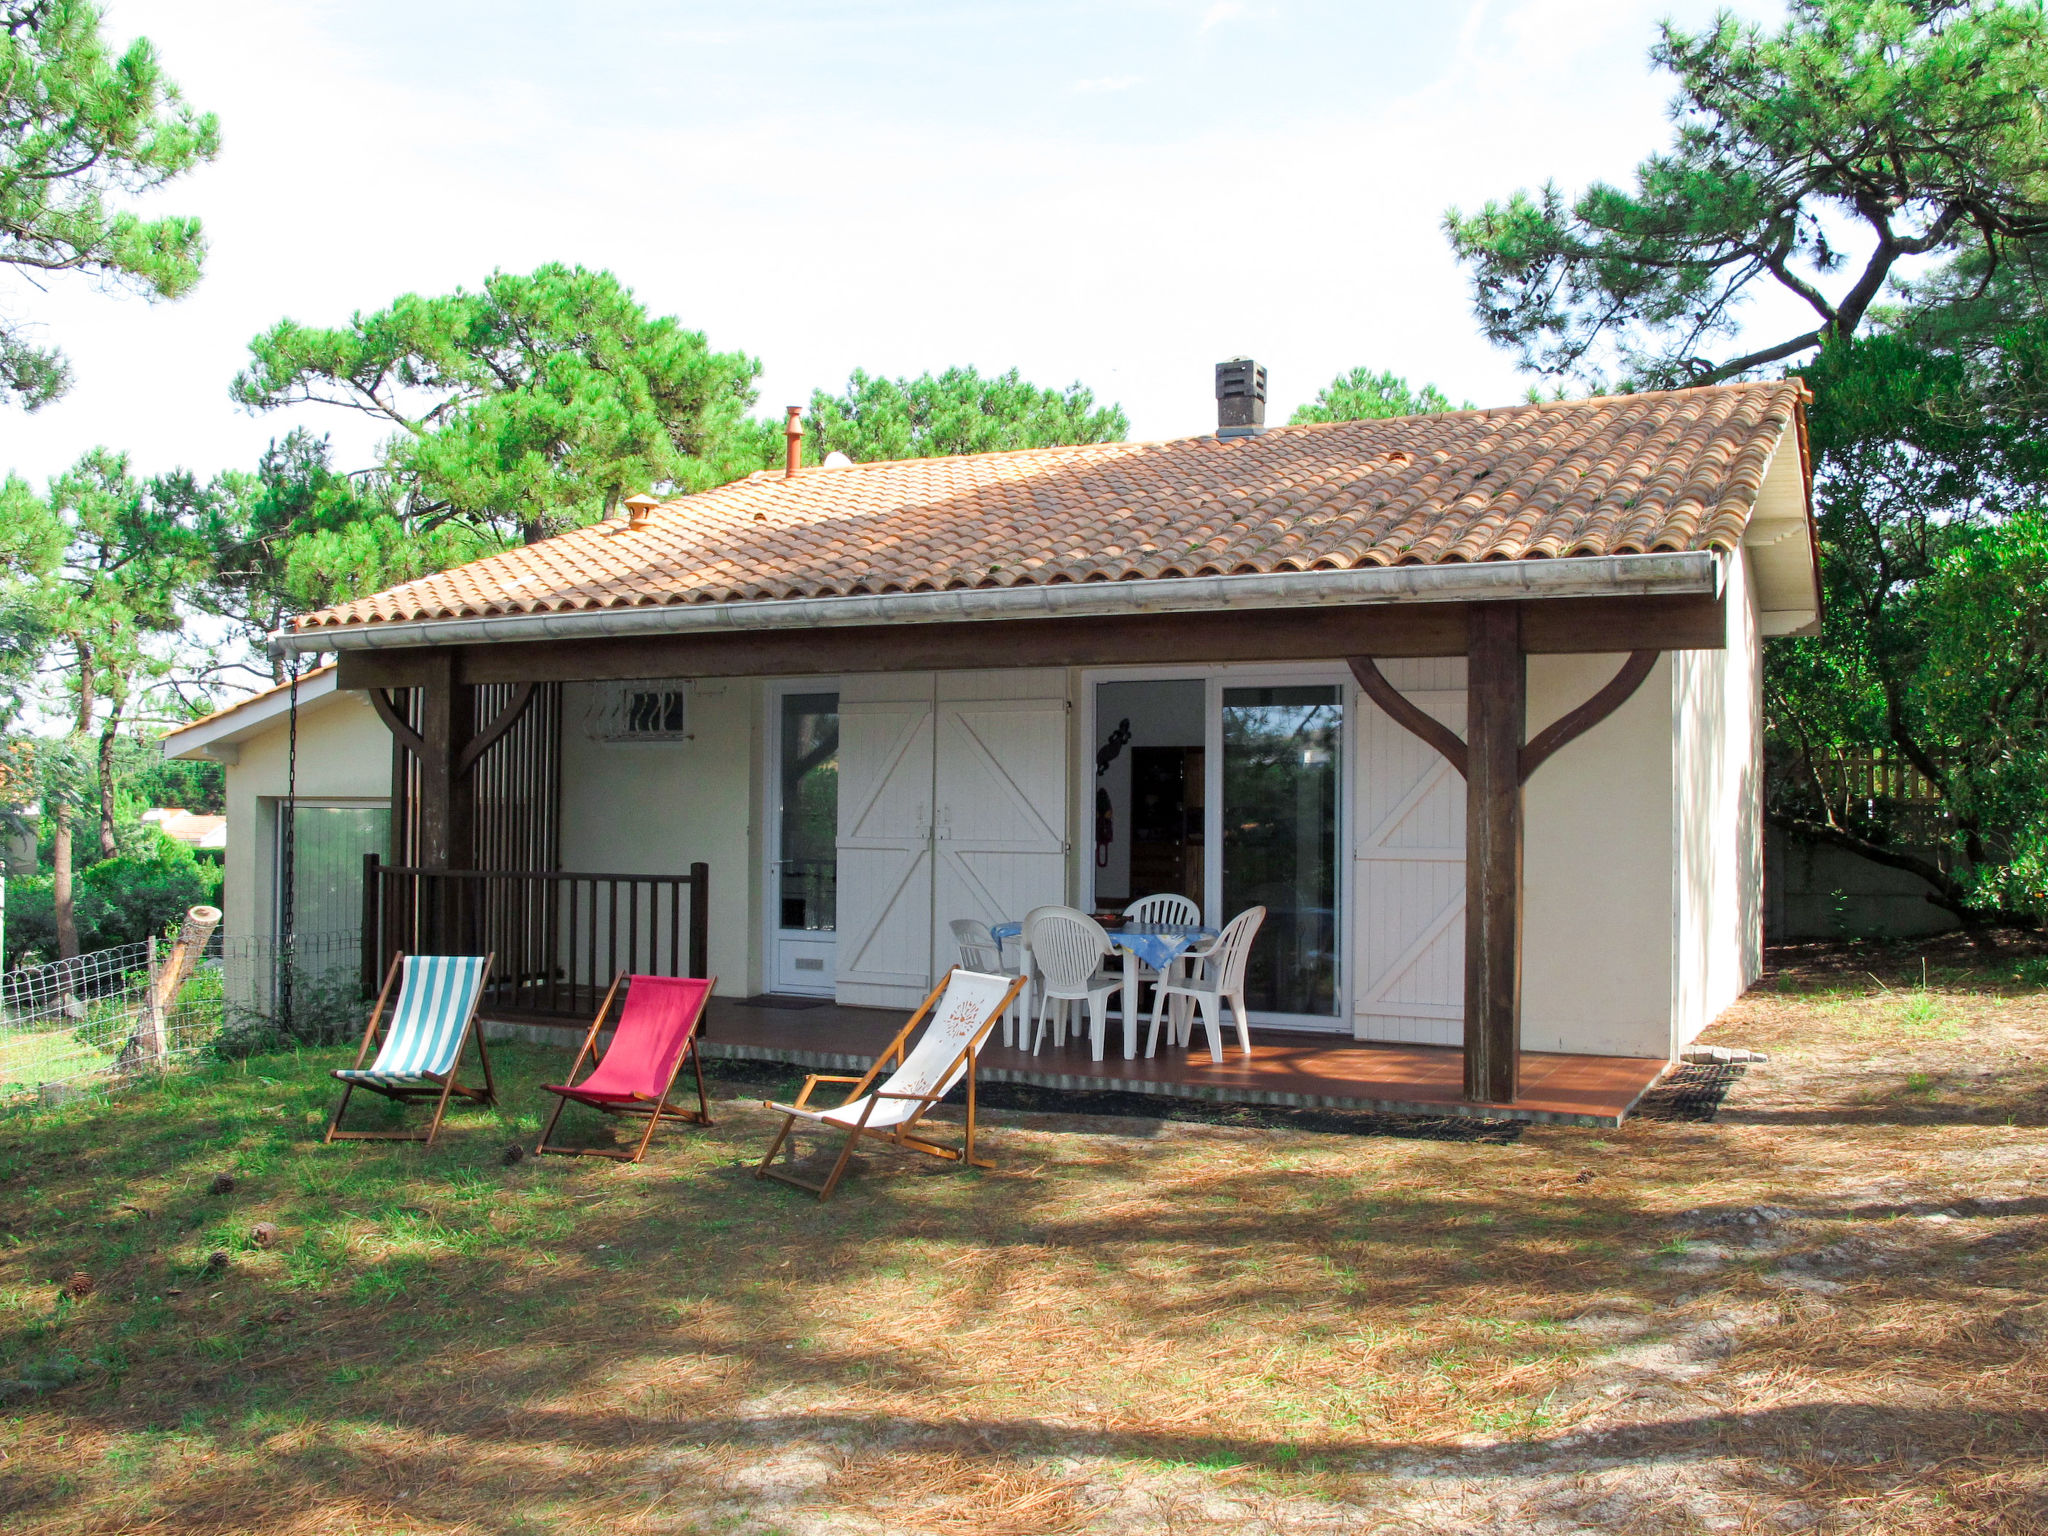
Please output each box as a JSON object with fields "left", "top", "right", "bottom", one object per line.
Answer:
{"left": 1215, "top": 358, "right": 1267, "bottom": 439}
{"left": 622, "top": 493, "right": 660, "bottom": 531}
{"left": 784, "top": 406, "right": 803, "bottom": 478}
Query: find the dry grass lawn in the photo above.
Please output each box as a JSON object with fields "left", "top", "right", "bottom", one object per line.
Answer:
{"left": 2, "top": 937, "right": 2046, "bottom": 1534}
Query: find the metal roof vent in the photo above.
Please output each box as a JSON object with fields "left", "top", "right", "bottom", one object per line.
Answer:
{"left": 1215, "top": 357, "right": 1267, "bottom": 439}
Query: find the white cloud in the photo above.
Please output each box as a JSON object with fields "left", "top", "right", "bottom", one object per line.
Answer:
{"left": 1199, "top": 2, "right": 1248, "bottom": 30}
{"left": 1072, "top": 74, "right": 1144, "bottom": 93}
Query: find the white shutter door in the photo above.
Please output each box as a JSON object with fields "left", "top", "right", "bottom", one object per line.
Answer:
{"left": 834, "top": 677, "right": 937, "bottom": 1009}
{"left": 932, "top": 690, "right": 1069, "bottom": 960}
{"left": 1353, "top": 660, "right": 1467, "bottom": 1044}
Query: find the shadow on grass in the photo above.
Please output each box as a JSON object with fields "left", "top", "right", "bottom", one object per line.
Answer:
{"left": 0, "top": 1033, "right": 2027, "bottom": 1533}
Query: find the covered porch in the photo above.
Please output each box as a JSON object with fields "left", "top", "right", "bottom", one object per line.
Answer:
{"left": 279, "top": 381, "right": 1817, "bottom": 1127}
{"left": 695, "top": 995, "right": 1669, "bottom": 1127}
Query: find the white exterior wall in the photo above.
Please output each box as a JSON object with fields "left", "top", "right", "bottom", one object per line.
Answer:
{"left": 192, "top": 581, "right": 1768, "bottom": 1057}
{"left": 1670, "top": 549, "right": 1766, "bottom": 1046}
{"left": 556, "top": 678, "right": 762, "bottom": 997}
{"left": 1521, "top": 652, "right": 1678, "bottom": 1058}
{"left": 218, "top": 691, "right": 391, "bottom": 945}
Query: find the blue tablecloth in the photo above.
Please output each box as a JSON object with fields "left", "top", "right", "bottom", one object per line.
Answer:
{"left": 991, "top": 920, "right": 1215, "bottom": 971}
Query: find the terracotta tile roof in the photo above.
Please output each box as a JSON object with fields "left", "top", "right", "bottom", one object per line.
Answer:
{"left": 293, "top": 382, "right": 1805, "bottom": 632}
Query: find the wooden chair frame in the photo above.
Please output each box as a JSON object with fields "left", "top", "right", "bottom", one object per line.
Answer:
{"left": 756, "top": 969, "right": 1026, "bottom": 1201}
{"left": 325, "top": 951, "right": 497, "bottom": 1147}
{"left": 534, "top": 970, "right": 717, "bottom": 1163}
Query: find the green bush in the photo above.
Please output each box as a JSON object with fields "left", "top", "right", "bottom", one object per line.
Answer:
{"left": 5, "top": 829, "right": 222, "bottom": 968}
{"left": 212, "top": 966, "right": 366, "bottom": 1058}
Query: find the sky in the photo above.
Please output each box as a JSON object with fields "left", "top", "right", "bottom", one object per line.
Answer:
{"left": 2, "top": 0, "right": 1792, "bottom": 489}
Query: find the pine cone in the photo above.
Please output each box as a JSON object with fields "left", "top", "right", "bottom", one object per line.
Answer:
{"left": 250, "top": 1222, "right": 280, "bottom": 1249}
{"left": 501, "top": 1143, "right": 526, "bottom": 1166}
{"left": 207, "top": 1173, "right": 235, "bottom": 1196}
{"left": 205, "top": 1249, "right": 229, "bottom": 1273}
{"left": 64, "top": 1271, "right": 94, "bottom": 1299}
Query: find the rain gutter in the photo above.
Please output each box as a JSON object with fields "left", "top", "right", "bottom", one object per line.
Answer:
{"left": 269, "top": 550, "right": 1724, "bottom": 658}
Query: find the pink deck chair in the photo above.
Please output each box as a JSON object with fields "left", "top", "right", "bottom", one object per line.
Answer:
{"left": 534, "top": 972, "right": 717, "bottom": 1163}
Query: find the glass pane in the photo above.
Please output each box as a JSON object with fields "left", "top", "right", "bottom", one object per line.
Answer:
{"left": 779, "top": 693, "right": 839, "bottom": 932}
{"left": 286, "top": 805, "right": 390, "bottom": 989}
{"left": 1092, "top": 679, "right": 1205, "bottom": 912}
{"left": 1221, "top": 685, "right": 1341, "bottom": 1016}
{"left": 289, "top": 806, "right": 390, "bottom": 937}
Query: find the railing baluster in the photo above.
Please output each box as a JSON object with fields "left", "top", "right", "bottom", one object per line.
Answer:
{"left": 360, "top": 864, "right": 712, "bottom": 1021}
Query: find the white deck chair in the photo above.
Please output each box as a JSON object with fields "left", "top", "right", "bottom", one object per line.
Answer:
{"left": 325, "top": 952, "right": 496, "bottom": 1146}
{"left": 949, "top": 918, "right": 1027, "bottom": 1046}
{"left": 756, "top": 967, "right": 1026, "bottom": 1201}
{"left": 1147, "top": 906, "right": 1266, "bottom": 1062}
{"left": 1026, "top": 907, "right": 1119, "bottom": 1061}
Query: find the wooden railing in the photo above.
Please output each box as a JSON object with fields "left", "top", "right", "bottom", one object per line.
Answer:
{"left": 363, "top": 859, "right": 709, "bottom": 1023}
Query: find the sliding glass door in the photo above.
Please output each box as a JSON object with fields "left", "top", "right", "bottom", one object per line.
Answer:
{"left": 1090, "top": 672, "right": 1345, "bottom": 1028}
{"left": 1221, "top": 685, "right": 1342, "bottom": 1018}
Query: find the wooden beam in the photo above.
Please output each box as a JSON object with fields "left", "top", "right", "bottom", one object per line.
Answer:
{"left": 1347, "top": 657, "right": 1467, "bottom": 777}
{"left": 1465, "top": 603, "right": 1524, "bottom": 1105}
{"left": 413, "top": 651, "right": 475, "bottom": 872}
{"left": 332, "top": 591, "right": 1725, "bottom": 690}
{"left": 1519, "top": 651, "right": 1659, "bottom": 783}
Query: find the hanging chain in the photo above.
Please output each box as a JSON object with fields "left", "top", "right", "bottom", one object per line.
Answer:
{"left": 278, "top": 657, "right": 303, "bottom": 1035}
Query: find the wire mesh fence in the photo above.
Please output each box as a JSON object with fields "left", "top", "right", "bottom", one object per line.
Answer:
{"left": 0, "top": 930, "right": 367, "bottom": 1108}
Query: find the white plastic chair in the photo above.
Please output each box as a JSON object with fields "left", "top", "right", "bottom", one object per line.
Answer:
{"left": 1147, "top": 906, "right": 1266, "bottom": 1062}
{"left": 1024, "top": 906, "right": 1119, "bottom": 1061}
{"left": 1120, "top": 893, "right": 1202, "bottom": 1019}
{"left": 1122, "top": 893, "right": 1201, "bottom": 927}
{"left": 950, "top": 918, "right": 1026, "bottom": 1046}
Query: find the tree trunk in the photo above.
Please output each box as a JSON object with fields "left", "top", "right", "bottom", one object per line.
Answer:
{"left": 53, "top": 806, "right": 78, "bottom": 960}
{"left": 96, "top": 699, "right": 122, "bottom": 861}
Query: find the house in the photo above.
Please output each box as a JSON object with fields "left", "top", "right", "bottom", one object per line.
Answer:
{"left": 140, "top": 808, "right": 229, "bottom": 854}
{"left": 166, "top": 366, "right": 1819, "bottom": 1124}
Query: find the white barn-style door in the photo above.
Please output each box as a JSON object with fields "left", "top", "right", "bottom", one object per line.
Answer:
{"left": 1353, "top": 659, "right": 1467, "bottom": 1044}
{"left": 931, "top": 680, "right": 1069, "bottom": 966}
{"left": 834, "top": 671, "right": 1069, "bottom": 1009}
{"left": 834, "top": 675, "right": 938, "bottom": 1009}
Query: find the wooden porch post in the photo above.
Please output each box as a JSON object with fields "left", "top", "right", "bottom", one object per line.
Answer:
{"left": 1464, "top": 603, "right": 1524, "bottom": 1104}
{"left": 415, "top": 651, "right": 475, "bottom": 872}
{"left": 1355, "top": 632, "right": 1660, "bottom": 1108}
{"left": 415, "top": 653, "right": 474, "bottom": 952}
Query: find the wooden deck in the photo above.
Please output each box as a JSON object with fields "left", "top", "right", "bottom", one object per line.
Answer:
{"left": 693, "top": 996, "right": 1669, "bottom": 1128}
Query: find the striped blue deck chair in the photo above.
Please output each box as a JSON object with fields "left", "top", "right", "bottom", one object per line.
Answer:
{"left": 325, "top": 952, "right": 496, "bottom": 1146}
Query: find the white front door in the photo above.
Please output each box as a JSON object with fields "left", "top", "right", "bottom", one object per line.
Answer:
{"left": 833, "top": 675, "right": 938, "bottom": 1009}
{"left": 768, "top": 688, "right": 840, "bottom": 995}
{"left": 932, "top": 686, "right": 1069, "bottom": 964}
{"left": 1353, "top": 659, "right": 1467, "bottom": 1043}
{"left": 831, "top": 671, "right": 1071, "bottom": 1008}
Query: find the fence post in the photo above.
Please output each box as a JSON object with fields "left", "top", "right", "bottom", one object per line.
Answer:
{"left": 120, "top": 906, "right": 221, "bottom": 1073}
{"left": 688, "top": 862, "right": 709, "bottom": 981}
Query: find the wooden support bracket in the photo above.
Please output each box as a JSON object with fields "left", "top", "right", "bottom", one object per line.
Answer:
{"left": 1517, "top": 651, "right": 1658, "bottom": 783}
{"left": 368, "top": 687, "right": 427, "bottom": 759}
{"left": 368, "top": 680, "right": 536, "bottom": 777}
{"left": 1347, "top": 657, "right": 1466, "bottom": 775}
{"left": 1347, "top": 650, "right": 1659, "bottom": 785}
{"left": 458, "top": 681, "right": 536, "bottom": 774}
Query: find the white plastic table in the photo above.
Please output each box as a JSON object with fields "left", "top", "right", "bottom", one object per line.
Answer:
{"left": 992, "top": 920, "right": 1216, "bottom": 1060}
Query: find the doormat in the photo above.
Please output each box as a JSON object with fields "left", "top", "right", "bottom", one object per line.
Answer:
{"left": 1632, "top": 1062, "right": 1745, "bottom": 1122}
{"left": 734, "top": 994, "right": 831, "bottom": 1011}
